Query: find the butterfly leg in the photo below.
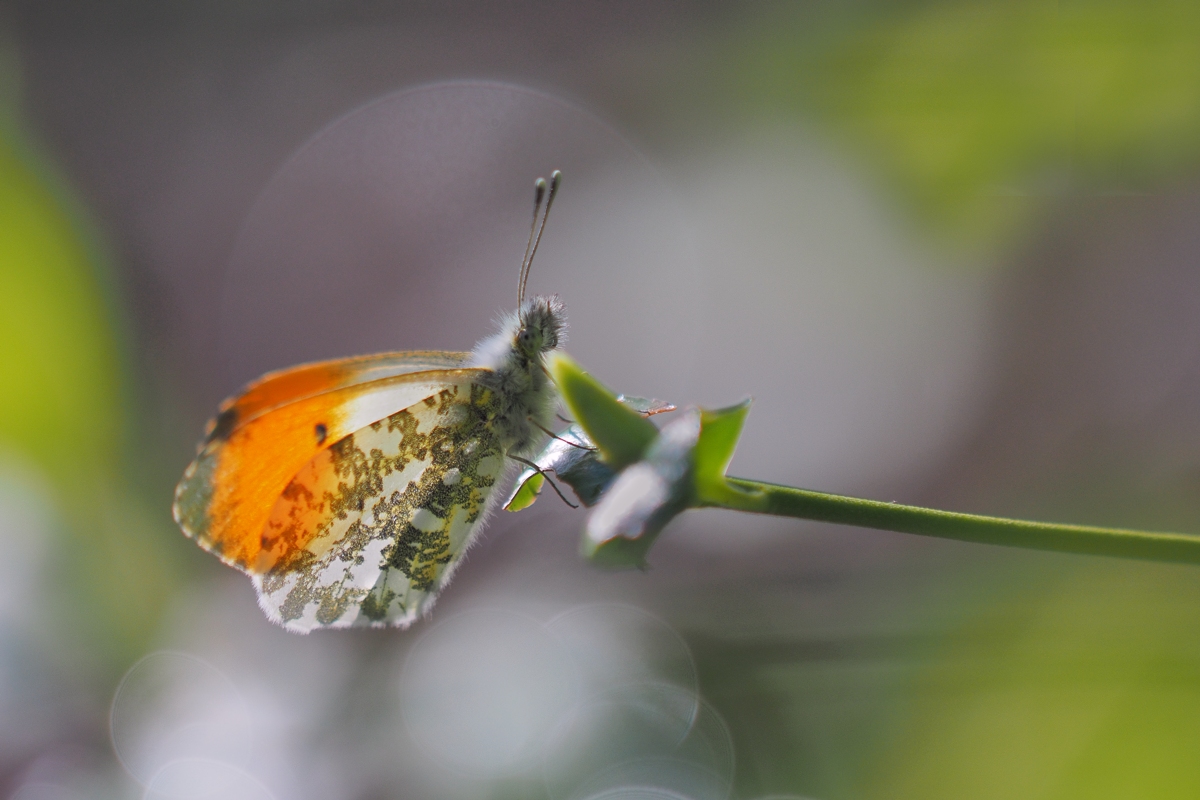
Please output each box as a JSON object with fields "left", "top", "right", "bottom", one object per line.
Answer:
{"left": 508, "top": 453, "right": 579, "bottom": 509}
{"left": 531, "top": 419, "right": 597, "bottom": 452}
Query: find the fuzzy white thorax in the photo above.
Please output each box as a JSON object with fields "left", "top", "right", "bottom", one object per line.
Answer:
{"left": 468, "top": 324, "right": 519, "bottom": 372}
{"left": 467, "top": 296, "right": 567, "bottom": 456}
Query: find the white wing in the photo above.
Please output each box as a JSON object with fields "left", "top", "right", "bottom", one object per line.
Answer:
{"left": 254, "top": 380, "right": 507, "bottom": 632}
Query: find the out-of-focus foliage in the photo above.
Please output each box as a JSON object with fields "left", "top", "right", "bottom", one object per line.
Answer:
{"left": 861, "top": 560, "right": 1200, "bottom": 799}
{"left": 732, "top": 0, "right": 1200, "bottom": 249}
{"left": 692, "top": 559, "right": 1200, "bottom": 800}
{"left": 0, "top": 135, "right": 121, "bottom": 482}
{"left": 0, "top": 120, "right": 176, "bottom": 671}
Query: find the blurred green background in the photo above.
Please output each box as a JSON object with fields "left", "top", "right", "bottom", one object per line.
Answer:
{"left": 5, "top": 1, "right": 1200, "bottom": 798}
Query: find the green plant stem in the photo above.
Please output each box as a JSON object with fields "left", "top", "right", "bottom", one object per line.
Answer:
{"left": 705, "top": 478, "right": 1200, "bottom": 565}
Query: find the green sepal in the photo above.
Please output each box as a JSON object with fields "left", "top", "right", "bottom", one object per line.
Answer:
{"left": 503, "top": 471, "right": 544, "bottom": 512}
{"left": 547, "top": 352, "right": 658, "bottom": 470}
{"left": 582, "top": 408, "right": 701, "bottom": 568}
{"left": 585, "top": 534, "right": 656, "bottom": 569}
{"left": 537, "top": 356, "right": 757, "bottom": 568}
{"left": 693, "top": 399, "right": 757, "bottom": 506}
{"left": 502, "top": 392, "right": 677, "bottom": 514}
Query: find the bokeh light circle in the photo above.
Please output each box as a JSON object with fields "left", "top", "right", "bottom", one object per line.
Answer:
{"left": 8, "top": 784, "right": 86, "bottom": 800}
{"left": 544, "top": 684, "right": 735, "bottom": 800}
{"left": 546, "top": 604, "right": 698, "bottom": 704}
{"left": 143, "top": 759, "right": 275, "bottom": 800}
{"left": 110, "top": 651, "right": 253, "bottom": 787}
{"left": 399, "top": 608, "right": 581, "bottom": 776}
{"left": 578, "top": 789, "right": 696, "bottom": 800}
{"left": 220, "top": 80, "right": 700, "bottom": 401}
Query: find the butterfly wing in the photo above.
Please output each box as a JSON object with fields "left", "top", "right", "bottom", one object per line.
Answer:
{"left": 174, "top": 355, "right": 480, "bottom": 574}
{"left": 204, "top": 350, "right": 471, "bottom": 441}
{"left": 254, "top": 380, "right": 507, "bottom": 631}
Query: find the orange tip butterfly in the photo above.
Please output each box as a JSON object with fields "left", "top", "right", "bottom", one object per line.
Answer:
{"left": 174, "top": 171, "right": 567, "bottom": 633}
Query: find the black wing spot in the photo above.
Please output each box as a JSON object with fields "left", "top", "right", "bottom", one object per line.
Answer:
{"left": 315, "top": 423, "right": 328, "bottom": 444}
{"left": 206, "top": 407, "right": 239, "bottom": 443}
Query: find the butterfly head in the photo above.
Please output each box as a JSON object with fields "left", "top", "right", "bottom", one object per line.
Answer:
{"left": 516, "top": 296, "right": 566, "bottom": 358}
{"left": 468, "top": 170, "right": 568, "bottom": 377}
{"left": 508, "top": 169, "right": 566, "bottom": 362}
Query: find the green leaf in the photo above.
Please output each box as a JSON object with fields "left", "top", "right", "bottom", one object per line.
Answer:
{"left": 503, "top": 470, "right": 543, "bottom": 512}
{"left": 547, "top": 352, "right": 658, "bottom": 470}
{"left": 541, "top": 356, "right": 757, "bottom": 565}
{"left": 584, "top": 533, "right": 657, "bottom": 570}
{"left": 582, "top": 408, "right": 701, "bottom": 568}
{"left": 693, "top": 399, "right": 753, "bottom": 500}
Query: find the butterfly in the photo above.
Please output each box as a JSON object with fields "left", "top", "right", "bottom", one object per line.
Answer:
{"left": 174, "top": 171, "right": 569, "bottom": 633}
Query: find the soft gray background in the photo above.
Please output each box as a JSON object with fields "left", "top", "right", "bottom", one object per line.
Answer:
{"left": 6, "top": 3, "right": 1200, "bottom": 799}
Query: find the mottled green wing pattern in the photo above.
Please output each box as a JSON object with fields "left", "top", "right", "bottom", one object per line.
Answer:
{"left": 253, "top": 381, "right": 507, "bottom": 632}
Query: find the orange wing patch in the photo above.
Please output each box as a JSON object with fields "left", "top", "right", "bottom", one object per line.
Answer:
{"left": 174, "top": 367, "right": 484, "bottom": 572}
{"left": 206, "top": 350, "right": 469, "bottom": 441}
{"left": 253, "top": 382, "right": 507, "bottom": 631}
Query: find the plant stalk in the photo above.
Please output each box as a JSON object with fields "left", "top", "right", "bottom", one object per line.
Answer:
{"left": 704, "top": 477, "right": 1200, "bottom": 565}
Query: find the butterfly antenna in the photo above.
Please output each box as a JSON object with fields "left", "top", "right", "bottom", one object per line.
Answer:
{"left": 518, "top": 169, "right": 561, "bottom": 307}
{"left": 518, "top": 177, "right": 547, "bottom": 307}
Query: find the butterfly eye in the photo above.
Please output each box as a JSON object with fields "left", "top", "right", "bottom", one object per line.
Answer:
{"left": 517, "top": 328, "right": 536, "bottom": 347}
